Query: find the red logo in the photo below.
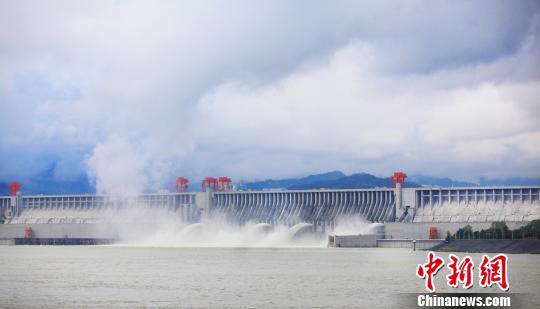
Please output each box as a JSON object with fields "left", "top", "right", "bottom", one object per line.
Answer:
{"left": 446, "top": 254, "right": 474, "bottom": 289}
{"left": 479, "top": 254, "right": 509, "bottom": 291}
{"left": 417, "top": 252, "right": 509, "bottom": 292}
{"left": 416, "top": 251, "right": 445, "bottom": 293}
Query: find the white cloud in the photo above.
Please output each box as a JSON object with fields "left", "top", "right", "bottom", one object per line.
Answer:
{"left": 195, "top": 33, "right": 540, "bottom": 179}
{"left": 0, "top": 1, "right": 539, "bottom": 187}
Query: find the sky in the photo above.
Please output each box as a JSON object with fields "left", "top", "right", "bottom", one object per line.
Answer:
{"left": 0, "top": 1, "right": 539, "bottom": 194}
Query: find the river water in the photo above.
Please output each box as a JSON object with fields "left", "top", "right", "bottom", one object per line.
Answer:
{"left": 0, "top": 246, "right": 539, "bottom": 308}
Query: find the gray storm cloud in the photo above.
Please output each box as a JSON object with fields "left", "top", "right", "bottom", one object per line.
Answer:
{"left": 0, "top": 0, "right": 539, "bottom": 190}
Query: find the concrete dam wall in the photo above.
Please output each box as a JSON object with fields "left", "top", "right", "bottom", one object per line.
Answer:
{"left": 212, "top": 190, "right": 396, "bottom": 225}
{"left": 0, "top": 193, "right": 198, "bottom": 225}
{"left": 413, "top": 187, "right": 540, "bottom": 222}
{"left": 1, "top": 186, "right": 539, "bottom": 230}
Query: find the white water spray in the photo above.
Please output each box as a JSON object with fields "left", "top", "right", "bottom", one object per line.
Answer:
{"left": 82, "top": 136, "right": 383, "bottom": 247}
{"left": 332, "top": 215, "right": 384, "bottom": 236}
{"left": 112, "top": 210, "right": 325, "bottom": 248}
{"left": 106, "top": 208, "right": 383, "bottom": 247}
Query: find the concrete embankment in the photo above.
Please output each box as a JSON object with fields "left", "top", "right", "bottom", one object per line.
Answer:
{"left": 0, "top": 223, "right": 117, "bottom": 239}
{"left": 327, "top": 235, "right": 445, "bottom": 249}
{"left": 431, "top": 239, "right": 540, "bottom": 254}
{"left": 1, "top": 238, "right": 114, "bottom": 245}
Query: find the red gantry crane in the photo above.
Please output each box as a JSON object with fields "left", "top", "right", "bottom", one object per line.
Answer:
{"left": 217, "top": 177, "right": 232, "bottom": 192}
{"left": 391, "top": 171, "right": 407, "bottom": 188}
{"left": 201, "top": 177, "right": 218, "bottom": 191}
{"left": 175, "top": 177, "right": 189, "bottom": 192}
{"left": 9, "top": 181, "right": 21, "bottom": 196}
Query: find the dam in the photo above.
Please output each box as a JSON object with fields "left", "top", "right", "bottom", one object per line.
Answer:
{"left": 1, "top": 176, "right": 539, "bottom": 241}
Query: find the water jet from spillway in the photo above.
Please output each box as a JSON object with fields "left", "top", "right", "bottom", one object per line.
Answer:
{"left": 180, "top": 223, "right": 205, "bottom": 236}
{"left": 251, "top": 222, "right": 272, "bottom": 234}
{"left": 289, "top": 222, "right": 314, "bottom": 239}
